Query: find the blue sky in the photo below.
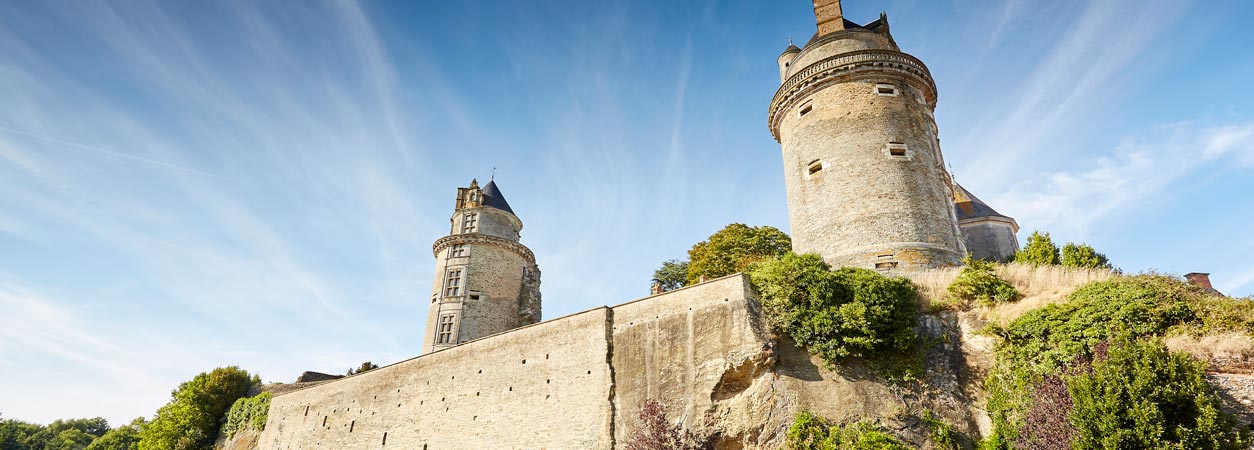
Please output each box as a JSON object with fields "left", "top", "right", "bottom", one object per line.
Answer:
{"left": 1, "top": 0, "right": 1252, "bottom": 425}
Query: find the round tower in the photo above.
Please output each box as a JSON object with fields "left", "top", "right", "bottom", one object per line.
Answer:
{"left": 422, "top": 178, "right": 541, "bottom": 354}
{"left": 769, "top": 1, "right": 965, "bottom": 270}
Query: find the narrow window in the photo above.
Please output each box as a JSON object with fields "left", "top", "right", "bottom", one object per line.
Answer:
{"left": 461, "top": 213, "right": 478, "bottom": 233}
{"left": 798, "top": 100, "right": 813, "bottom": 117}
{"left": 807, "top": 159, "right": 823, "bottom": 176}
{"left": 436, "top": 314, "right": 456, "bottom": 344}
{"left": 448, "top": 243, "right": 467, "bottom": 258}
{"left": 322, "top": 416, "right": 327, "bottom": 427}
{"left": 304, "top": 406, "right": 309, "bottom": 416}
{"left": 875, "top": 83, "right": 899, "bottom": 97}
{"left": 382, "top": 432, "right": 388, "bottom": 446}
{"left": 444, "top": 268, "right": 463, "bottom": 296}
{"left": 349, "top": 421, "right": 355, "bottom": 433}
{"left": 885, "top": 142, "right": 910, "bottom": 159}
{"left": 875, "top": 261, "right": 899, "bottom": 270}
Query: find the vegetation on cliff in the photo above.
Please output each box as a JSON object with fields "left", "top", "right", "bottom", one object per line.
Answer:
{"left": 1014, "top": 231, "right": 1111, "bottom": 270}
{"left": 785, "top": 412, "right": 911, "bottom": 450}
{"left": 219, "top": 393, "right": 270, "bottom": 441}
{"left": 138, "top": 366, "right": 259, "bottom": 450}
{"left": 749, "top": 253, "right": 918, "bottom": 365}
{"left": 982, "top": 275, "right": 1251, "bottom": 449}
{"left": 623, "top": 400, "right": 711, "bottom": 450}
{"left": 943, "top": 257, "right": 1021, "bottom": 308}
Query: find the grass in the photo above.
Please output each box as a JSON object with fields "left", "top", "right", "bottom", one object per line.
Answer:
{"left": 904, "top": 263, "right": 1116, "bottom": 324}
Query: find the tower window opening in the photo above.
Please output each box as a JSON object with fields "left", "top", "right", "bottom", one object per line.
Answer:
{"left": 875, "top": 261, "right": 899, "bottom": 270}
{"left": 876, "top": 83, "right": 899, "bottom": 97}
{"left": 448, "top": 243, "right": 467, "bottom": 258}
{"left": 885, "top": 142, "right": 910, "bottom": 160}
{"left": 807, "top": 160, "right": 824, "bottom": 177}
{"left": 436, "top": 314, "right": 456, "bottom": 344}
{"left": 798, "top": 100, "right": 813, "bottom": 117}
{"left": 461, "top": 212, "right": 478, "bottom": 233}
{"left": 444, "top": 268, "right": 463, "bottom": 296}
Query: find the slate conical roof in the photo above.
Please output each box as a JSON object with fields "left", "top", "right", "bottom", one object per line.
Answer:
{"left": 480, "top": 180, "right": 515, "bottom": 215}
{"left": 954, "top": 184, "right": 1010, "bottom": 221}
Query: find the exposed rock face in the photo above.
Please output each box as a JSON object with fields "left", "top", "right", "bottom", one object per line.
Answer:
{"left": 293, "top": 371, "right": 342, "bottom": 383}
{"left": 1208, "top": 374, "right": 1254, "bottom": 433}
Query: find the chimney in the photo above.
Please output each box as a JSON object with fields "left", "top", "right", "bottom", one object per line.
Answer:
{"left": 813, "top": 0, "right": 845, "bottom": 36}
{"left": 1184, "top": 272, "right": 1214, "bottom": 290}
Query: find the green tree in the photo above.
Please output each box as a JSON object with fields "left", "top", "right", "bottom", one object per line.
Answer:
{"left": 86, "top": 419, "right": 143, "bottom": 450}
{"left": 1, "top": 418, "right": 48, "bottom": 450}
{"left": 1060, "top": 243, "right": 1111, "bottom": 269}
{"left": 1068, "top": 338, "right": 1249, "bottom": 449}
{"left": 220, "top": 393, "right": 271, "bottom": 440}
{"left": 686, "top": 224, "right": 790, "bottom": 284}
{"left": 346, "top": 361, "right": 379, "bottom": 376}
{"left": 946, "top": 257, "right": 1021, "bottom": 307}
{"left": 650, "top": 259, "right": 689, "bottom": 292}
{"left": 750, "top": 253, "right": 918, "bottom": 364}
{"left": 138, "top": 366, "right": 259, "bottom": 450}
{"left": 1014, "top": 231, "right": 1060, "bottom": 266}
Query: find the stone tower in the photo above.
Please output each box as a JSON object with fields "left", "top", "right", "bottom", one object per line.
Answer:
{"left": 422, "top": 179, "right": 541, "bottom": 354}
{"left": 769, "top": 0, "right": 966, "bottom": 269}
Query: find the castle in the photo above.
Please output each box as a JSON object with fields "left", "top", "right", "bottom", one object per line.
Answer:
{"left": 255, "top": 2, "right": 1020, "bottom": 448}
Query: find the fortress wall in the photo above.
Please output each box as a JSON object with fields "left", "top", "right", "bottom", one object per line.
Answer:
{"left": 610, "top": 274, "right": 775, "bottom": 444}
{"left": 257, "top": 307, "right": 615, "bottom": 450}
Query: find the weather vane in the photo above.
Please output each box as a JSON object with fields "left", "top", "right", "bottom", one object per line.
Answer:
{"left": 491, "top": 166, "right": 497, "bottom": 181}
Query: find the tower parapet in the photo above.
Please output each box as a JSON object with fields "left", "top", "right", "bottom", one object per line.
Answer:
{"left": 422, "top": 179, "right": 541, "bottom": 354}
{"left": 771, "top": 1, "right": 965, "bottom": 270}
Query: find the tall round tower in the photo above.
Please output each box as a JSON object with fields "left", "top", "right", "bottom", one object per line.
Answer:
{"left": 422, "top": 179, "right": 541, "bottom": 354}
{"left": 769, "top": 0, "right": 965, "bottom": 270}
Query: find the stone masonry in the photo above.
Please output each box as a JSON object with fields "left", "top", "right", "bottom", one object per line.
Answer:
{"left": 771, "top": 4, "right": 966, "bottom": 270}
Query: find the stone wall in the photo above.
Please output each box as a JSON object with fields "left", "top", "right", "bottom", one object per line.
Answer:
{"left": 258, "top": 275, "right": 990, "bottom": 450}
{"left": 259, "top": 307, "right": 613, "bottom": 450}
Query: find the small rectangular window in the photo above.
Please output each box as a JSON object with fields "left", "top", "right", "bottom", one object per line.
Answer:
{"left": 885, "top": 142, "right": 909, "bottom": 159}
{"left": 444, "top": 269, "right": 463, "bottom": 296}
{"left": 798, "top": 100, "right": 813, "bottom": 117}
{"left": 875, "top": 261, "right": 899, "bottom": 270}
{"left": 448, "top": 243, "right": 467, "bottom": 258}
{"left": 461, "top": 213, "right": 478, "bottom": 233}
{"left": 876, "top": 83, "right": 899, "bottom": 97}
{"left": 437, "top": 314, "right": 456, "bottom": 344}
{"left": 808, "top": 160, "right": 823, "bottom": 176}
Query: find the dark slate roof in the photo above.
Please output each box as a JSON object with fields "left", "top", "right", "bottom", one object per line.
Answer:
{"left": 781, "top": 43, "right": 801, "bottom": 56}
{"left": 481, "top": 180, "right": 515, "bottom": 215}
{"left": 954, "top": 184, "right": 1010, "bottom": 221}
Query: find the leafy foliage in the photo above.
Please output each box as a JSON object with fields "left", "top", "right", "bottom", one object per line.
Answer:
{"left": 945, "top": 257, "right": 1021, "bottom": 307}
{"left": 749, "top": 253, "right": 918, "bottom": 365}
{"left": 138, "top": 366, "right": 259, "bottom": 450}
{"left": 346, "top": 361, "right": 379, "bottom": 376}
{"left": 686, "top": 224, "right": 790, "bottom": 284}
{"left": 220, "top": 393, "right": 271, "bottom": 440}
{"left": 785, "top": 412, "right": 912, "bottom": 450}
{"left": 623, "top": 400, "right": 711, "bottom": 450}
{"left": 651, "top": 259, "right": 689, "bottom": 292}
{"left": 1059, "top": 243, "right": 1110, "bottom": 269}
{"left": 1067, "top": 337, "right": 1248, "bottom": 449}
{"left": 921, "top": 411, "right": 960, "bottom": 450}
{"left": 1013, "top": 231, "right": 1060, "bottom": 266}
{"left": 84, "top": 419, "right": 143, "bottom": 450}
{"left": 982, "top": 275, "right": 1252, "bottom": 448}
{"left": 0, "top": 417, "right": 112, "bottom": 450}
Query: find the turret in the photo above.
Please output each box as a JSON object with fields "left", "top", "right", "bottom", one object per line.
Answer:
{"left": 769, "top": 1, "right": 965, "bottom": 270}
{"left": 422, "top": 178, "right": 541, "bottom": 354}
{"left": 777, "top": 40, "right": 801, "bottom": 82}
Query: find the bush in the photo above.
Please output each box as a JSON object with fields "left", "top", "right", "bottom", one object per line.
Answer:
{"left": 220, "top": 392, "right": 271, "bottom": 439}
{"left": 623, "top": 400, "right": 711, "bottom": 450}
{"left": 138, "top": 366, "right": 259, "bottom": 450}
{"left": 687, "top": 224, "right": 791, "bottom": 284}
{"left": 85, "top": 419, "right": 144, "bottom": 450}
{"left": 1068, "top": 338, "right": 1248, "bottom": 449}
{"left": 750, "top": 253, "right": 918, "bottom": 365}
{"left": 785, "top": 412, "right": 912, "bottom": 450}
{"left": 1060, "top": 243, "right": 1110, "bottom": 269}
{"left": 1014, "top": 231, "right": 1060, "bottom": 266}
{"left": 945, "top": 257, "right": 1021, "bottom": 307}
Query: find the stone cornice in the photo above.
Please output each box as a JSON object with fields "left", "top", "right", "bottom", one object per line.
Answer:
{"left": 768, "top": 49, "right": 936, "bottom": 142}
{"left": 433, "top": 233, "right": 536, "bottom": 265}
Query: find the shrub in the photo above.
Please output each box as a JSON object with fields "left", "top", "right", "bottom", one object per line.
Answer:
{"left": 220, "top": 392, "right": 271, "bottom": 439}
{"left": 1068, "top": 338, "right": 1248, "bottom": 449}
{"left": 687, "top": 224, "right": 790, "bottom": 284}
{"left": 138, "top": 366, "right": 259, "bottom": 450}
{"left": 750, "top": 253, "right": 918, "bottom": 365}
{"left": 785, "top": 411, "right": 912, "bottom": 450}
{"left": 1013, "top": 231, "right": 1060, "bottom": 266}
{"left": 623, "top": 400, "right": 711, "bottom": 450}
{"left": 945, "top": 257, "right": 1021, "bottom": 307}
{"left": 921, "top": 410, "right": 960, "bottom": 450}
{"left": 1060, "top": 243, "right": 1111, "bottom": 269}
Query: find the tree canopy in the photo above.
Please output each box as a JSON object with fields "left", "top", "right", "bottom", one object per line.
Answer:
{"left": 138, "top": 366, "right": 259, "bottom": 450}
{"left": 686, "top": 224, "right": 791, "bottom": 285}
